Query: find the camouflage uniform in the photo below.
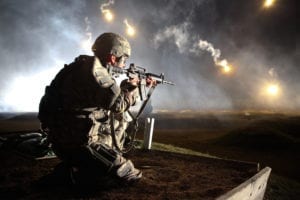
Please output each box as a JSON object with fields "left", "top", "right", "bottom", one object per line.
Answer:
{"left": 38, "top": 53, "right": 141, "bottom": 183}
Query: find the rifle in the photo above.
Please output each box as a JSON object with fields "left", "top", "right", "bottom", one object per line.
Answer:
{"left": 109, "top": 63, "right": 175, "bottom": 100}
{"left": 108, "top": 63, "right": 174, "bottom": 153}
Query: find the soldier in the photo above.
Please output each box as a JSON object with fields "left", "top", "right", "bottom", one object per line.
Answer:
{"left": 38, "top": 32, "right": 150, "bottom": 185}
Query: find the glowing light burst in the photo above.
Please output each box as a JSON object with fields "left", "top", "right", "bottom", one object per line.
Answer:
{"left": 124, "top": 19, "right": 136, "bottom": 37}
{"left": 100, "top": 0, "right": 115, "bottom": 22}
{"left": 260, "top": 82, "right": 281, "bottom": 99}
{"left": 2, "top": 66, "right": 61, "bottom": 112}
{"left": 266, "top": 84, "right": 279, "bottom": 96}
{"left": 103, "top": 10, "right": 114, "bottom": 22}
{"left": 217, "top": 59, "right": 233, "bottom": 74}
{"left": 264, "top": 0, "right": 275, "bottom": 8}
{"left": 222, "top": 65, "right": 232, "bottom": 73}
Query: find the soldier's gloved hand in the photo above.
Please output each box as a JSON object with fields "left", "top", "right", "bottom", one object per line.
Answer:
{"left": 146, "top": 76, "right": 157, "bottom": 88}
{"left": 129, "top": 77, "right": 140, "bottom": 86}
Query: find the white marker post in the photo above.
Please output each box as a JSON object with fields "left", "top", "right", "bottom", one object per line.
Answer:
{"left": 143, "top": 118, "right": 155, "bottom": 150}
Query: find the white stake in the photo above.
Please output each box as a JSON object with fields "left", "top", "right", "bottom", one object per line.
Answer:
{"left": 143, "top": 118, "right": 155, "bottom": 150}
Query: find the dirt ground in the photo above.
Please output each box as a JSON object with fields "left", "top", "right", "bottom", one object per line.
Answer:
{"left": 0, "top": 111, "right": 299, "bottom": 199}
{"left": 0, "top": 148, "right": 258, "bottom": 200}
{"left": 149, "top": 111, "right": 300, "bottom": 181}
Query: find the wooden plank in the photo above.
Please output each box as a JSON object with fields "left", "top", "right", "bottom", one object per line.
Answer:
{"left": 216, "top": 167, "right": 271, "bottom": 200}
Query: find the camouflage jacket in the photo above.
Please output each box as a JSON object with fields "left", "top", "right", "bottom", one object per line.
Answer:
{"left": 38, "top": 55, "right": 138, "bottom": 148}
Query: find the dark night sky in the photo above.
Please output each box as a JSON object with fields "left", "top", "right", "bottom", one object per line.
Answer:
{"left": 0, "top": 0, "right": 298, "bottom": 111}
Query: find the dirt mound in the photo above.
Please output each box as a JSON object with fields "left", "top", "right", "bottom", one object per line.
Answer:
{"left": 0, "top": 149, "right": 257, "bottom": 199}
{"left": 215, "top": 117, "right": 300, "bottom": 150}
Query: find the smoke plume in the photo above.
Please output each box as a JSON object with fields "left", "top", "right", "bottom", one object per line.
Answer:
{"left": 0, "top": 0, "right": 298, "bottom": 112}
{"left": 153, "top": 22, "right": 190, "bottom": 54}
{"left": 100, "top": 0, "right": 115, "bottom": 13}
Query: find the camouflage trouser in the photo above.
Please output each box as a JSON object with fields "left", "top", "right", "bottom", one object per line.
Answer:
{"left": 51, "top": 142, "right": 142, "bottom": 185}
{"left": 47, "top": 111, "right": 141, "bottom": 184}
{"left": 89, "top": 111, "right": 133, "bottom": 151}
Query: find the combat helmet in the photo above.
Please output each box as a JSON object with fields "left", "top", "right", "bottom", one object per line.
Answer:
{"left": 92, "top": 32, "right": 131, "bottom": 59}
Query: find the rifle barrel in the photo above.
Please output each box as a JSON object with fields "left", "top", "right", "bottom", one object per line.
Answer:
{"left": 110, "top": 66, "right": 174, "bottom": 85}
{"left": 162, "top": 80, "right": 175, "bottom": 85}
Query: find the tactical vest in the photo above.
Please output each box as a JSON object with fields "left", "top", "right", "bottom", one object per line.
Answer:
{"left": 38, "top": 55, "right": 121, "bottom": 147}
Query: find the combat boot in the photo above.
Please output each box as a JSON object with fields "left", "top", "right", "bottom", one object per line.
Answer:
{"left": 115, "top": 159, "right": 142, "bottom": 184}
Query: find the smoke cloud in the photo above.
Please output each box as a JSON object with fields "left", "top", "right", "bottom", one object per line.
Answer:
{"left": 0, "top": 0, "right": 298, "bottom": 112}
{"left": 192, "top": 40, "right": 230, "bottom": 71}
{"left": 153, "top": 22, "right": 190, "bottom": 54}
{"left": 100, "top": 0, "right": 115, "bottom": 12}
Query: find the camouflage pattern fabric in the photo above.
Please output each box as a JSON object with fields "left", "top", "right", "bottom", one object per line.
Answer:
{"left": 38, "top": 55, "right": 141, "bottom": 183}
